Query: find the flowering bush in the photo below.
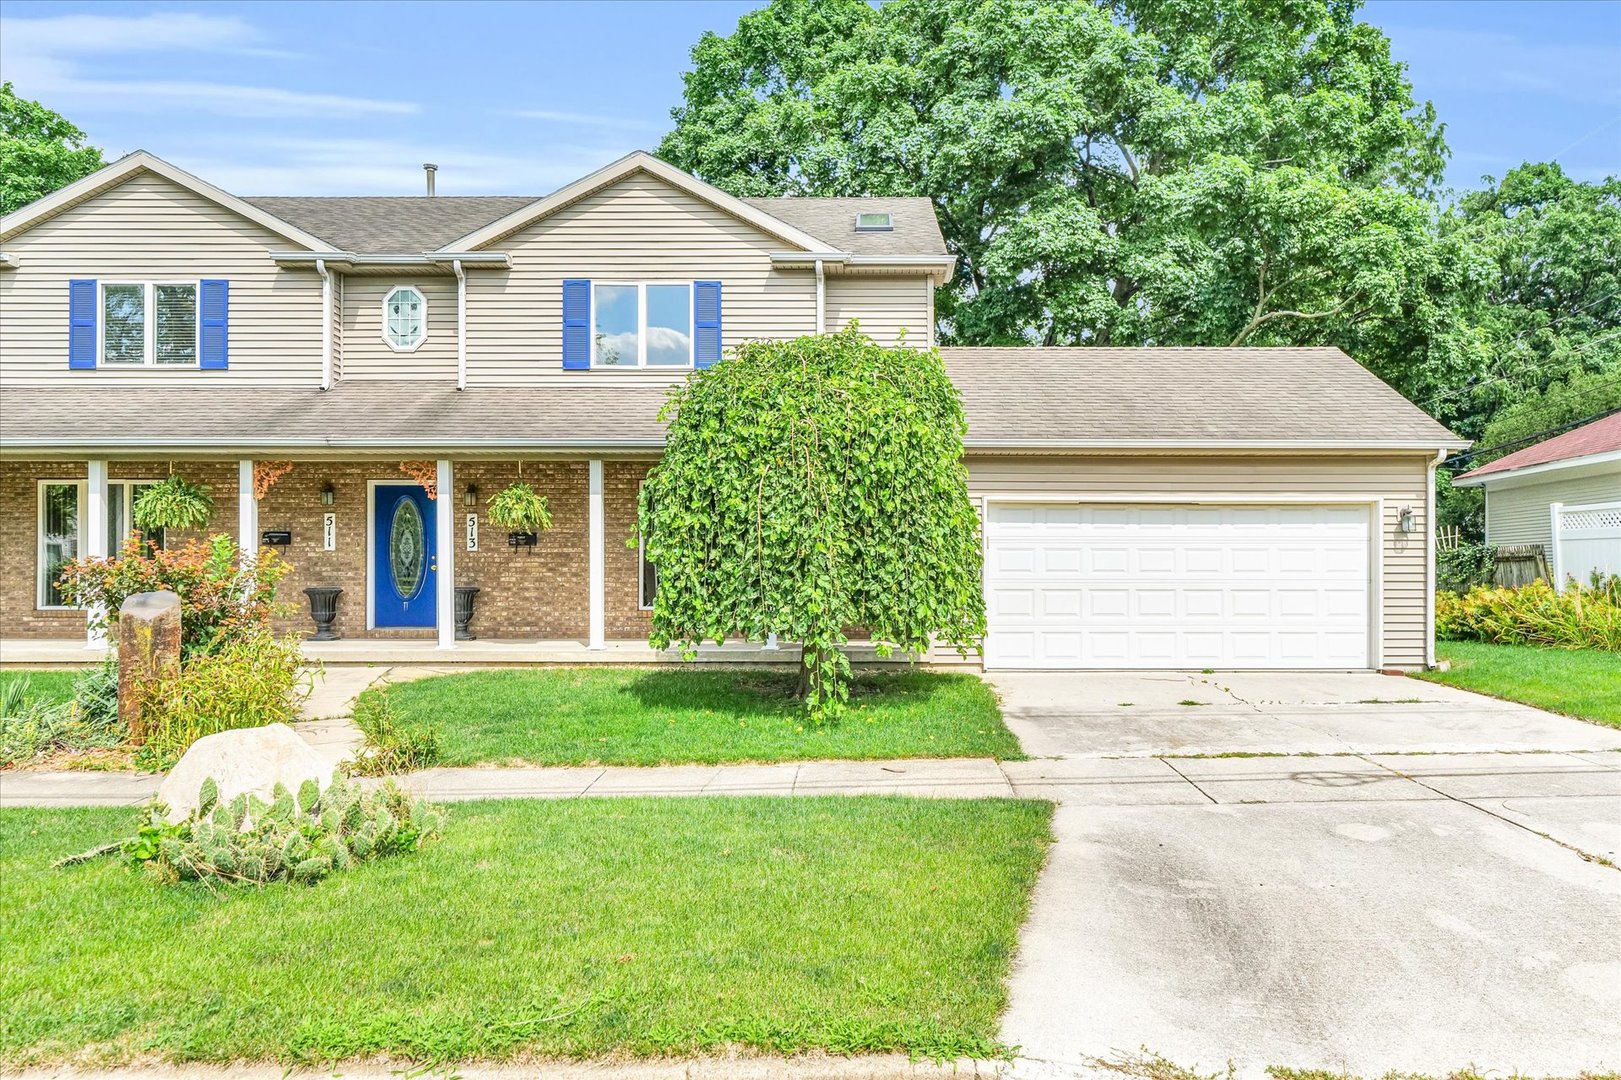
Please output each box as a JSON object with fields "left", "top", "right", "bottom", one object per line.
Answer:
{"left": 1436, "top": 576, "right": 1621, "bottom": 652}
{"left": 57, "top": 534, "right": 289, "bottom": 657}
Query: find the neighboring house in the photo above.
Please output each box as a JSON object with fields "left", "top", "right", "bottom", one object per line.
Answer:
{"left": 0, "top": 149, "right": 1465, "bottom": 670}
{"left": 1452, "top": 411, "right": 1621, "bottom": 588}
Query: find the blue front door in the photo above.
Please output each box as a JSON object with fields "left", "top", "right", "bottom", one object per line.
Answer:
{"left": 373, "top": 484, "right": 436, "bottom": 627}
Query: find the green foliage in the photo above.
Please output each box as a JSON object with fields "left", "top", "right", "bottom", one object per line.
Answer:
{"left": 484, "top": 482, "right": 554, "bottom": 534}
{"left": 660, "top": 0, "right": 1473, "bottom": 401}
{"left": 1436, "top": 578, "right": 1621, "bottom": 651}
{"left": 0, "top": 82, "right": 103, "bottom": 216}
{"left": 0, "top": 673, "right": 126, "bottom": 768}
{"left": 1436, "top": 542, "right": 1496, "bottom": 595}
{"left": 61, "top": 774, "right": 444, "bottom": 887}
{"left": 132, "top": 630, "right": 310, "bottom": 771}
{"left": 348, "top": 687, "right": 440, "bottom": 776}
{"left": 58, "top": 534, "right": 289, "bottom": 657}
{"left": 640, "top": 330, "right": 985, "bottom": 715}
{"left": 1478, "top": 370, "right": 1621, "bottom": 457}
{"left": 131, "top": 474, "right": 215, "bottom": 532}
{"left": 71, "top": 657, "right": 120, "bottom": 732}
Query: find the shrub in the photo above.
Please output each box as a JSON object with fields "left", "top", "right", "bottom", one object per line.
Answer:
{"left": 1, "top": 672, "right": 126, "bottom": 768}
{"left": 57, "top": 533, "right": 289, "bottom": 657}
{"left": 133, "top": 630, "right": 310, "bottom": 770}
{"left": 59, "top": 774, "right": 445, "bottom": 886}
{"left": 1436, "top": 578, "right": 1621, "bottom": 651}
{"left": 1437, "top": 542, "right": 1496, "bottom": 595}
{"left": 72, "top": 656, "right": 120, "bottom": 730}
{"left": 348, "top": 687, "right": 440, "bottom": 775}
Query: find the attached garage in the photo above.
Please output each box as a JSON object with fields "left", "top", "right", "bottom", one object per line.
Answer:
{"left": 943, "top": 347, "right": 1469, "bottom": 672}
{"left": 983, "top": 501, "right": 1374, "bottom": 669}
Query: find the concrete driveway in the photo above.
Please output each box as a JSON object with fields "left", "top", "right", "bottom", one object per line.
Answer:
{"left": 989, "top": 672, "right": 1621, "bottom": 1075}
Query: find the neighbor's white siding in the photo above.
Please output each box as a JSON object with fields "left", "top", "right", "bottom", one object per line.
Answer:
{"left": 954, "top": 453, "right": 1434, "bottom": 669}
{"left": 824, "top": 275, "right": 933, "bottom": 347}
{"left": 1484, "top": 467, "right": 1621, "bottom": 549}
{"left": 464, "top": 172, "right": 819, "bottom": 386}
{"left": 339, "top": 277, "right": 458, "bottom": 381}
{"left": 0, "top": 172, "right": 323, "bottom": 387}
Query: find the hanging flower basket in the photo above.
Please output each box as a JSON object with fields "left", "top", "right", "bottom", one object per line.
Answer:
{"left": 132, "top": 474, "right": 215, "bottom": 531}
{"left": 486, "top": 482, "right": 553, "bottom": 537}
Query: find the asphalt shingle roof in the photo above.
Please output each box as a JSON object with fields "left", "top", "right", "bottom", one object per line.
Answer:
{"left": 1456, "top": 411, "right": 1621, "bottom": 481}
{"left": 0, "top": 348, "right": 1456, "bottom": 452}
{"left": 243, "top": 196, "right": 538, "bottom": 253}
{"left": 741, "top": 197, "right": 948, "bottom": 256}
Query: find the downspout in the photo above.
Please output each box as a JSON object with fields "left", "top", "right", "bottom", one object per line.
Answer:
{"left": 453, "top": 258, "right": 467, "bottom": 391}
{"left": 315, "top": 258, "right": 333, "bottom": 391}
{"left": 815, "top": 258, "right": 825, "bottom": 334}
{"left": 1426, "top": 448, "right": 1445, "bottom": 669}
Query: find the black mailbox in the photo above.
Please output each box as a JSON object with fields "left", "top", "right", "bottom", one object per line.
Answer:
{"left": 506, "top": 531, "right": 538, "bottom": 548}
{"left": 260, "top": 530, "right": 292, "bottom": 546}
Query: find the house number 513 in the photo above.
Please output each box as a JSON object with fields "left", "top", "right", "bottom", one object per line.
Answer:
{"left": 466, "top": 513, "right": 478, "bottom": 552}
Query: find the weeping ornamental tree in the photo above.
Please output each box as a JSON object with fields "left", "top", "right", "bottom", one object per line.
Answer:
{"left": 639, "top": 329, "right": 986, "bottom": 715}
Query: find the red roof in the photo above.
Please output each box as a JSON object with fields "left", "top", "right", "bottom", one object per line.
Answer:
{"left": 1458, "top": 411, "right": 1621, "bottom": 480}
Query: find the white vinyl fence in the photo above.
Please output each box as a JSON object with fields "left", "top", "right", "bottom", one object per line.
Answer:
{"left": 1549, "top": 500, "right": 1621, "bottom": 589}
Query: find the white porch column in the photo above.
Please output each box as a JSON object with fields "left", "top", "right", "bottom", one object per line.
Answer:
{"left": 237, "top": 459, "right": 258, "bottom": 560}
{"left": 588, "top": 459, "right": 606, "bottom": 649}
{"left": 84, "top": 459, "right": 109, "bottom": 647}
{"left": 436, "top": 459, "right": 456, "bottom": 649}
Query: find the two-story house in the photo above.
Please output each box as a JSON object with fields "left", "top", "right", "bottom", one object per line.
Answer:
{"left": 0, "top": 150, "right": 1464, "bottom": 671}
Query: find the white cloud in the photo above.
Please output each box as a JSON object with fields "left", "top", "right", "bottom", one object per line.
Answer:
{"left": 0, "top": 11, "right": 415, "bottom": 118}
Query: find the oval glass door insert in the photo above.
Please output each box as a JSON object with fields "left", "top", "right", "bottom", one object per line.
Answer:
{"left": 388, "top": 497, "right": 426, "bottom": 599}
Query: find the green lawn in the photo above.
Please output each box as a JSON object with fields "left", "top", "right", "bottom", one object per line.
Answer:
{"left": 367, "top": 668, "right": 1024, "bottom": 766}
{"left": 0, "top": 671, "right": 81, "bottom": 708}
{"left": 1416, "top": 641, "right": 1621, "bottom": 728}
{"left": 1, "top": 796, "right": 1051, "bottom": 1065}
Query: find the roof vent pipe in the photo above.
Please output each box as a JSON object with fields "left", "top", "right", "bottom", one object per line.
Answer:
{"left": 423, "top": 163, "right": 437, "bottom": 196}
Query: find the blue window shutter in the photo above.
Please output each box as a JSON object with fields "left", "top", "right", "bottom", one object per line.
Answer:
{"left": 694, "top": 280, "right": 722, "bottom": 369}
{"left": 68, "top": 280, "right": 97, "bottom": 369}
{"left": 199, "top": 279, "right": 229, "bottom": 369}
{"left": 562, "top": 279, "right": 590, "bottom": 369}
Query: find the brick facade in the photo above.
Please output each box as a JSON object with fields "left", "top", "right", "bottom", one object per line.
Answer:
{"left": 0, "top": 457, "right": 656, "bottom": 643}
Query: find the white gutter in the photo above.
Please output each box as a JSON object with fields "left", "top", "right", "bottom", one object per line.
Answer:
{"left": 1451, "top": 447, "right": 1621, "bottom": 487}
{"left": 963, "top": 438, "right": 1473, "bottom": 452}
{"left": 315, "top": 258, "right": 333, "bottom": 391}
{"left": 453, "top": 258, "right": 467, "bottom": 391}
{"left": 1, "top": 436, "right": 669, "bottom": 451}
{"left": 268, "top": 251, "right": 511, "bottom": 269}
{"left": 1426, "top": 447, "right": 1443, "bottom": 668}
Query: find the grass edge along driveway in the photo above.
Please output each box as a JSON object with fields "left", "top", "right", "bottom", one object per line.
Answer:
{"left": 1416, "top": 641, "right": 1621, "bottom": 728}
{"left": 366, "top": 667, "right": 1025, "bottom": 766}
{"left": 1, "top": 796, "right": 1052, "bottom": 1066}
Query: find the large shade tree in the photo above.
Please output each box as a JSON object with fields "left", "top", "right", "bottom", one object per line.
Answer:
{"left": 658, "top": 0, "right": 1486, "bottom": 403}
{"left": 639, "top": 329, "right": 985, "bottom": 715}
{"left": 0, "top": 82, "right": 103, "bottom": 216}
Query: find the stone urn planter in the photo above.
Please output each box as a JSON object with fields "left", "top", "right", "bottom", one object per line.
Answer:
{"left": 302, "top": 586, "right": 342, "bottom": 641}
{"left": 454, "top": 585, "right": 480, "bottom": 641}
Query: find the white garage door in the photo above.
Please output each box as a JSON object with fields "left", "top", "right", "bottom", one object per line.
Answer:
{"left": 984, "top": 503, "right": 1373, "bottom": 670}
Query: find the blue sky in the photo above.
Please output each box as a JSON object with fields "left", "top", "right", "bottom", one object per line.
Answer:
{"left": 0, "top": 0, "right": 1615, "bottom": 197}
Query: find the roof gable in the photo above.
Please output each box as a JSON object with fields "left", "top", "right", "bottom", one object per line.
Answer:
{"left": 0, "top": 150, "right": 335, "bottom": 251}
{"left": 439, "top": 151, "right": 841, "bottom": 254}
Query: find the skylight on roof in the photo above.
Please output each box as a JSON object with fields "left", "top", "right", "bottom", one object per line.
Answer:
{"left": 855, "top": 211, "right": 893, "bottom": 232}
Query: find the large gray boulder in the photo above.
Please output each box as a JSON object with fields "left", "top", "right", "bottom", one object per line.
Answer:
{"left": 156, "top": 723, "right": 335, "bottom": 823}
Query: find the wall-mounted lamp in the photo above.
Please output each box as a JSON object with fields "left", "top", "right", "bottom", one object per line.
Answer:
{"left": 320, "top": 482, "right": 335, "bottom": 507}
{"left": 463, "top": 483, "right": 478, "bottom": 507}
{"left": 1398, "top": 506, "right": 1416, "bottom": 534}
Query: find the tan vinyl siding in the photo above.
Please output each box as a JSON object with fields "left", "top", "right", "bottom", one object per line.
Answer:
{"left": 957, "top": 453, "right": 1434, "bottom": 669}
{"left": 825, "top": 275, "right": 932, "bottom": 347}
{"left": 340, "top": 277, "right": 457, "bottom": 381}
{"left": 465, "top": 172, "right": 817, "bottom": 387}
{"left": 0, "top": 173, "right": 322, "bottom": 387}
{"left": 1484, "top": 468, "right": 1621, "bottom": 548}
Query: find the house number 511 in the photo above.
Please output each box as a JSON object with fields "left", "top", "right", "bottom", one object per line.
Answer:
{"left": 322, "top": 512, "right": 336, "bottom": 551}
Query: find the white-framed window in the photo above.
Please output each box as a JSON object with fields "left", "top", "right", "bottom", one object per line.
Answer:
{"left": 593, "top": 282, "right": 693, "bottom": 368}
{"left": 382, "top": 285, "right": 427, "bottom": 351}
{"left": 638, "top": 483, "right": 658, "bottom": 610}
{"left": 37, "top": 479, "right": 161, "bottom": 608}
{"left": 100, "top": 282, "right": 199, "bottom": 366}
{"left": 854, "top": 211, "right": 893, "bottom": 231}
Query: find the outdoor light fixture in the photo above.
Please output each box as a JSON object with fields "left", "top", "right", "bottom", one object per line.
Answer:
{"left": 1398, "top": 506, "right": 1415, "bottom": 533}
{"left": 320, "top": 482, "right": 335, "bottom": 506}
{"left": 464, "top": 484, "right": 478, "bottom": 507}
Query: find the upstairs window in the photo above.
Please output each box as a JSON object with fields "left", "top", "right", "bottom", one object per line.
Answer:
{"left": 593, "top": 282, "right": 692, "bottom": 367}
{"left": 383, "top": 286, "right": 427, "bottom": 351}
{"left": 100, "top": 282, "right": 198, "bottom": 366}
